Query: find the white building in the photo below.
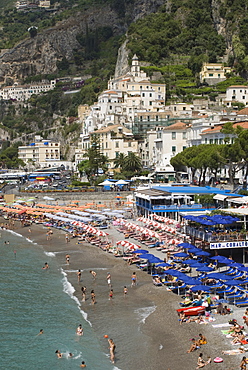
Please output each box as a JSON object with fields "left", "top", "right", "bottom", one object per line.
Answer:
{"left": 153, "top": 121, "right": 190, "bottom": 175}
{"left": 0, "top": 80, "right": 56, "bottom": 101}
{"left": 18, "top": 136, "right": 60, "bottom": 166}
{"left": 225, "top": 85, "right": 248, "bottom": 107}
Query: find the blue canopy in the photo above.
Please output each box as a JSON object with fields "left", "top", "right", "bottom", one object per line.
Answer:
{"left": 183, "top": 259, "right": 200, "bottom": 265}
{"left": 131, "top": 249, "right": 149, "bottom": 254}
{"left": 206, "top": 272, "right": 233, "bottom": 280}
{"left": 173, "top": 252, "right": 189, "bottom": 258}
{"left": 193, "top": 250, "right": 211, "bottom": 257}
{"left": 196, "top": 266, "right": 214, "bottom": 272}
{"left": 163, "top": 269, "right": 184, "bottom": 277}
{"left": 190, "top": 285, "right": 212, "bottom": 292}
{"left": 178, "top": 242, "right": 196, "bottom": 248}
{"left": 224, "top": 279, "right": 242, "bottom": 286}
{"left": 156, "top": 262, "right": 172, "bottom": 267}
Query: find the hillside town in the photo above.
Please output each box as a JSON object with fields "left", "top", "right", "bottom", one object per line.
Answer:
{"left": 7, "top": 55, "right": 248, "bottom": 186}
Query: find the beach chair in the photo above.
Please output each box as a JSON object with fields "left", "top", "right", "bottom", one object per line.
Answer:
{"left": 235, "top": 300, "right": 248, "bottom": 307}
{"left": 216, "top": 286, "right": 236, "bottom": 295}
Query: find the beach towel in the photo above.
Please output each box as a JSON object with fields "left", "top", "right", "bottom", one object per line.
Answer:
{"left": 221, "top": 330, "right": 231, "bottom": 335}
{"left": 223, "top": 349, "right": 244, "bottom": 355}
{"left": 212, "top": 323, "right": 230, "bottom": 328}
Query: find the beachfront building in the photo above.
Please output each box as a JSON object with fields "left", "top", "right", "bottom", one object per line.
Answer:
{"left": 134, "top": 184, "right": 239, "bottom": 218}
{"left": 153, "top": 121, "right": 191, "bottom": 178}
{"left": 224, "top": 86, "right": 248, "bottom": 107}
{"left": 199, "top": 63, "right": 231, "bottom": 85}
{"left": 18, "top": 135, "right": 60, "bottom": 167}
{"left": 75, "top": 124, "right": 139, "bottom": 171}
{"left": 0, "top": 80, "right": 56, "bottom": 101}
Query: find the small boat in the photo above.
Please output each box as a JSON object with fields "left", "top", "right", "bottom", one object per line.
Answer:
{"left": 177, "top": 306, "right": 205, "bottom": 316}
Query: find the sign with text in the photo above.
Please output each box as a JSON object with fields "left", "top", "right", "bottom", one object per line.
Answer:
{"left": 210, "top": 241, "right": 248, "bottom": 250}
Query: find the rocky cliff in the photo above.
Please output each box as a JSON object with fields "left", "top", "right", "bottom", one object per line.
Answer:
{"left": 0, "top": 0, "right": 165, "bottom": 83}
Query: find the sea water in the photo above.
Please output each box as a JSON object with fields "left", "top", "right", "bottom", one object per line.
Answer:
{"left": 0, "top": 230, "right": 115, "bottom": 370}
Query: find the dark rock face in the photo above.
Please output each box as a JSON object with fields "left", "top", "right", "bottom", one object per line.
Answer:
{"left": 0, "top": 0, "right": 164, "bottom": 82}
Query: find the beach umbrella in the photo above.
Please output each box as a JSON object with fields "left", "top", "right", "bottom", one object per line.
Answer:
{"left": 210, "top": 255, "right": 229, "bottom": 262}
{"left": 138, "top": 254, "right": 154, "bottom": 259}
{"left": 238, "top": 266, "right": 248, "bottom": 273}
{"left": 196, "top": 266, "right": 214, "bottom": 272}
{"left": 190, "top": 285, "right": 212, "bottom": 292}
{"left": 156, "top": 262, "right": 172, "bottom": 267}
{"left": 206, "top": 273, "right": 233, "bottom": 280}
{"left": 194, "top": 250, "right": 211, "bottom": 257}
{"left": 148, "top": 257, "right": 164, "bottom": 264}
{"left": 163, "top": 269, "right": 184, "bottom": 277}
{"left": 188, "top": 247, "right": 201, "bottom": 253}
{"left": 131, "top": 249, "right": 149, "bottom": 254}
{"left": 224, "top": 279, "right": 242, "bottom": 286}
{"left": 173, "top": 252, "right": 189, "bottom": 258}
{"left": 183, "top": 259, "right": 200, "bottom": 265}
{"left": 178, "top": 242, "right": 196, "bottom": 248}
{"left": 98, "top": 180, "right": 114, "bottom": 186}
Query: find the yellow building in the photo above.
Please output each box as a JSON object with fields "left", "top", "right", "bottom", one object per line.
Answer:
{"left": 200, "top": 63, "right": 231, "bottom": 85}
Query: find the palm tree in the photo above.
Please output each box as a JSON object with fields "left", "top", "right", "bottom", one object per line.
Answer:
{"left": 123, "top": 152, "right": 142, "bottom": 173}
{"left": 113, "top": 153, "right": 126, "bottom": 170}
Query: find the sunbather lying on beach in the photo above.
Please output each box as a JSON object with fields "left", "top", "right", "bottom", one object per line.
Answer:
{"left": 222, "top": 348, "right": 246, "bottom": 355}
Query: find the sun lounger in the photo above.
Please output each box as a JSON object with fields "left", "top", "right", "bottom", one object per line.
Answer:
{"left": 236, "top": 300, "right": 248, "bottom": 307}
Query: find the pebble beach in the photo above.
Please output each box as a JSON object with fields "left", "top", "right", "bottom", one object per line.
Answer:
{"left": 3, "top": 206, "right": 247, "bottom": 370}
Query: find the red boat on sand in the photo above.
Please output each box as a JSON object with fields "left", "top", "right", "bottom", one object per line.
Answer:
{"left": 177, "top": 306, "right": 205, "bottom": 316}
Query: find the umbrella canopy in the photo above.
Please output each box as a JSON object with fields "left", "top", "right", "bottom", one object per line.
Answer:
{"left": 238, "top": 266, "right": 248, "bottom": 273}
{"left": 224, "top": 279, "right": 242, "bottom": 286}
{"left": 196, "top": 266, "right": 214, "bottom": 272}
{"left": 131, "top": 249, "right": 149, "bottom": 254}
{"left": 149, "top": 257, "right": 164, "bottom": 264}
{"left": 115, "top": 180, "right": 129, "bottom": 185}
{"left": 163, "top": 269, "right": 184, "bottom": 277}
{"left": 190, "top": 285, "right": 212, "bottom": 292}
{"left": 183, "top": 259, "right": 200, "bottom": 265}
{"left": 206, "top": 273, "right": 233, "bottom": 280}
{"left": 173, "top": 252, "right": 189, "bottom": 258}
{"left": 178, "top": 243, "right": 196, "bottom": 248}
{"left": 156, "top": 262, "right": 172, "bottom": 267}
{"left": 194, "top": 250, "right": 211, "bottom": 257}
{"left": 98, "top": 180, "right": 114, "bottom": 186}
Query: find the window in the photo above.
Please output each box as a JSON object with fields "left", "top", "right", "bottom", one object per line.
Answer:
{"left": 106, "top": 142, "right": 108, "bottom": 148}
{"left": 115, "top": 152, "right": 119, "bottom": 158}
{"left": 232, "top": 96, "right": 235, "bottom": 100}
{"left": 233, "top": 90, "right": 236, "bottom": 94}
{"left": 149, "top": 93, "right": 152, "bottom": 97}
{"left": 183, "top": 107, "right": 186, "bottom": 111}
{"left": 183, "top": 146, "right": 187, "bottom": 151}
{"left": 210, "top": 139, "right": 213, "bottom": 144}
{"left": 214, "top": 138, "right": 218, "bottom": 144}
{"left": 149, "top": 101, "right": 152, "bottom": 105}
{"left": 209, "top": 73, "right": 213, "bottom": 77}
{"left": 128, "top": 142, "right": 132, "bottom": 147}
{"left": 243, "top": 96, "right": 245, "bottom": 99}
{"left": 140, "top": 116, "right": 143, "bottom": 121}
{"left": 147, "top": 116, "right": 150, "bottom": 121}
{"left": 205, "top": 138, "right": 208, "bottom": 144}
{"left": 240, "top": 90, "right": 243, "bottom": 93}
{"left": 109, "top": 105, "right": 112, "bottom": 110}
{"left": 115, "top": 141, "right": 119, "bottom": 148}
{"left": 142, "top": 93, "right": 145, "bottom": 97}
{"left": 172, "top": 132, "right": 176, "bottom": 140}
{"left": 172, "top": 146, "right": 176, "bottom": 152}
{"left": 156, "top": 115, "right": 159, "bottom": 121}
{"left": 183, "top": 132, "right": 187, "bottom": 139}
{"left": 174, "top": 106, "right": 176, "bottom": 111}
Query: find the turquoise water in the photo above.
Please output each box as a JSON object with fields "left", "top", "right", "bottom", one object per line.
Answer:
{"left": 0, "top": 230, "right": 115, "bottom": 370}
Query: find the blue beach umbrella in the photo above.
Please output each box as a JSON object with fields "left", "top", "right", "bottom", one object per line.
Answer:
{"left": 207, "top": 272, "right": 233, "bottom": 280}
{"left": 183, "top": 259, "right": 200, "bottom": 265}
{"left": 224, "top": 279, "right": 242, "bottom": 286}
{"left": 190, "top": 262, "right": 205, "bottom": 268}
{"left": 190, "top": 285, "right": 212, "bottom": 292}
{"left": 196, "top": 266, "right": 214, "bottom": 272}
{"left": 178, "top": 242, "right": 196, "bottom": 248}
{"left": 131, "top": 249, "right": 149, "bottom": 254}
{"left": 194, "top": 250, "right": 211, "bottom": 257}
{"left": 163, "top": 269, "right": 184, "bottom": 277}
{"left": 139, "top": 254, "right": 154, "bottom": 259}
{"left": 238, "top": 267, "right": 248, "bottom": 273}
{"left": 173, "top": 252, "right": 189, "bottom": 258}
{"left": 149, "top": 257, "right": 164, "bottom": 264}
{"left": 188, "top": 248, "right": 201, "bottom": 253}
{"left": 156, "top": 262, "right": 172, "bottom": 267}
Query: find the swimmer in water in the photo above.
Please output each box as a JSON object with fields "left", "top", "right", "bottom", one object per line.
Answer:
{"left": 42, "top": 263, "right": 49, "bottom": 269}
{"left": 55, "top": 350, "right": 63, "bottom": 358}
{"left": 76, "top": 324, "right": 83, "bottom": 335}
{"left": 68, "top": 353, "right": 73, "bottom": 358}
{"left": 80, "top": 361, "right": 86, "bottom": 367}
{"left": 37, "top": 329, "right": 43, "bottom": 336}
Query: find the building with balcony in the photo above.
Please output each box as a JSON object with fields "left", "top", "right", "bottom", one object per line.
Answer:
{"left": 18, "top": 136, "right": 60, "bottom": 167}
{"left": 200, "top": 63, "right": 231, "bottom": 85}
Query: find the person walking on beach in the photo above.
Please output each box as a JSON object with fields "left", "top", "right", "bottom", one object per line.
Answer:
{"left": 66, "top": 254, "right": 70, "bottom": 265}
{"left": 240, "top": 356, "right": 247, "bottom": 370}
{"left": 77, "top": 269, "right": 82, "bottom": 283}
{"left": 124, "top": 286, "right": 128, "bottom": 296}
{"left": 65, "top": 233, "right": 70, "bottom": 243}
{"left": 108, "top": 338, "right": 116, "bottom": 364}
{"left": 81, "top": 286, "right": 86, "bottom": 302}
{"left": 109, "top": 289, "right": 113, "bottom": 300}
{"left": 131, "top": 272, "right": 137, "bottom": 287}
{"left": 107, "top": 273, "right": 112, "bottom": 287}
{"left": 91, "top": 290, "right": 96, "bottom": 305}
{"left": 90, "top": 270, "right": 97, "bottom": 280}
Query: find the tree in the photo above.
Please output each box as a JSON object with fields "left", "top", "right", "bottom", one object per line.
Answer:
{"left": 122, "top": 152, "right": 142, "bottom": 173}
{"left": 113, "top": 153, "right": 126, "bottom": 170}
{"left": 78, "top": 134, "right": 108, "bottom": 183}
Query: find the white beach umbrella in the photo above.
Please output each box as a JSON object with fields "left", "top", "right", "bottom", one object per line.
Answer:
{"left": 98, "top": 180, "right": 114, "bottom": 186}
{"left": 115, "top": 180, "right": 129, "bottom": 185}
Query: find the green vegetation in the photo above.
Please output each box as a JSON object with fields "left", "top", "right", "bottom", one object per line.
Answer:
{"left": 171, "top": 122, "right": 248, "bottom": 185}
{"left": 0, "top": 141, "right": 24, "bottom": 168}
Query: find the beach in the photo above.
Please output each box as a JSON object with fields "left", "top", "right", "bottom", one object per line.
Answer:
{"left": 3, "top": 215, "right": 246, "bottom": 370}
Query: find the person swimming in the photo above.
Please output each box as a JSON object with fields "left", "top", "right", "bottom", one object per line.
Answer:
{"left": 76, "top": 324, "right": 83, "bottom": 335}
{"left": 55, "top": 350, "right": 63, "bottom": 358}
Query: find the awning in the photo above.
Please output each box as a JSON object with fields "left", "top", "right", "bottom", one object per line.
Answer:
{"left": 213, "top": 194, "right": 228, "bottom": 201}
{"left": 228, "top": 196, "right": 248, "bottom": 204}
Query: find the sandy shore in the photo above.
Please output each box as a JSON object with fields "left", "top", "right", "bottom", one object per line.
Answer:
{"left": 7, "top": 219, "right": 246, "bottom": 370}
